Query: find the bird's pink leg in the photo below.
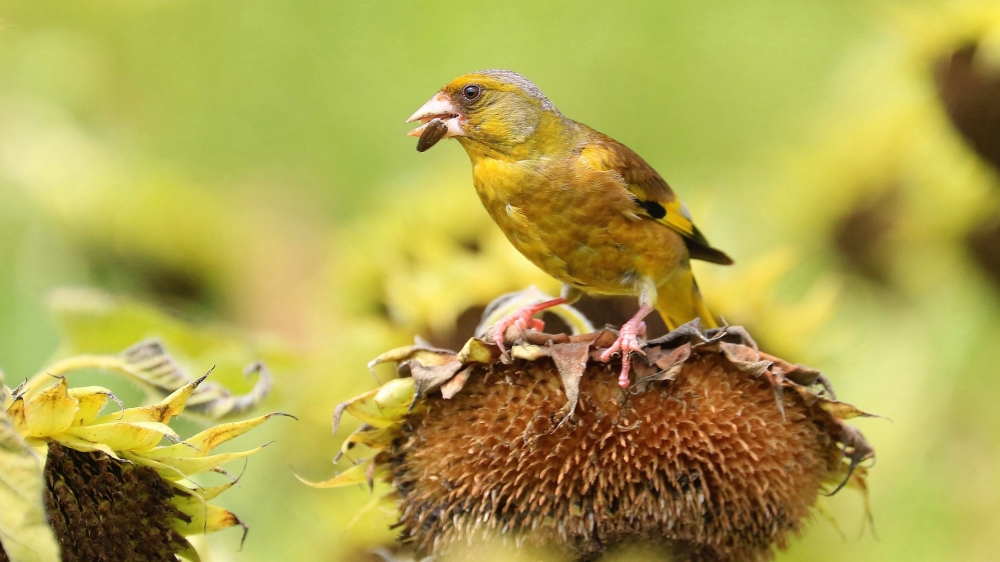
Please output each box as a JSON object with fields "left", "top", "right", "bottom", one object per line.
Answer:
{"left": 491, "top": 297, "right": 566, "bottom": 356}
{"left": 600, "top": 304, "right": 654, "bottom": 389}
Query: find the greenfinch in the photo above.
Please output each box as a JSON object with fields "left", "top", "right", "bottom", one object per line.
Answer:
{"left": 406, "top": 69, "right": 732, "bottom": 388}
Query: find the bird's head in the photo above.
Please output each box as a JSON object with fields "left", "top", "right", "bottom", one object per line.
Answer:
{"left": 406, "top": 69, "right": 569, "bottom": 158}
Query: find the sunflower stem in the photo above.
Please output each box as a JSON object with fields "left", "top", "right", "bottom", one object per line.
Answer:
{"left": 23, "top": 355, "right": 128, "bottom": 398}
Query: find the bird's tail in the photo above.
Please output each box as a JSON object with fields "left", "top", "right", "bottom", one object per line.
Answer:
{"left": 655, "top": 265, "right": 718, "bottom": 331}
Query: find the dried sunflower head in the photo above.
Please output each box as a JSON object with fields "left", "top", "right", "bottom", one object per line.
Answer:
{"left": 0, "top": 340, "right": 284, "bottom": 562}
{"left": 320, "top": 300, "right": 875, "bottom": 562}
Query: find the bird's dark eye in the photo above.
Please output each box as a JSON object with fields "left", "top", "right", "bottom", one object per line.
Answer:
{"left": 462, "top": 85, "right": 481, "bottom": 100}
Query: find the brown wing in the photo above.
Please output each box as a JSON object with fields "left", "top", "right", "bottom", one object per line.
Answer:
{"left": 578, "top": 128, "right": 733, "bottom": 265}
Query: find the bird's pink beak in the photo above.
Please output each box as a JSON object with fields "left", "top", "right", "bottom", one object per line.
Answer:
{"left": 405, "top": 92, "right": 465, "bottom": 140}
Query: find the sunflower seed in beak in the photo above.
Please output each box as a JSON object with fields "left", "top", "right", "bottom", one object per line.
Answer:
{"left": 416, "top": 118, "right": 450, "bottom": 152}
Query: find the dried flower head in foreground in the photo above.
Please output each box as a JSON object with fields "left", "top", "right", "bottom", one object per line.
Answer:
{"left": 322, "top": 313, "right": 876, "bottom": 562}
{"left": 0, "top": 341, "right": 283, "bottom": 562}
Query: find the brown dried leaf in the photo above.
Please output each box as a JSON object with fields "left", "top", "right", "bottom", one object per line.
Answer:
{"left": 715, "top": 325, "right": 759, "bottom": 350}
{"left": 786, "top": 384, "right": 822, "bottom": 408}
{"left": 567, "top": 330, "right": 606, "bottom": 345}
{"left": 646, "top": 319, "right": 707, "bottom": 347}
{"left": 653, "top": 343, "right": 692, "bottom": 371}
{"left": 718, "top": 341, "right": 787, "bottom": 418}
{"left": 630, "top": 357, "right": 658, "bottom": 380}
{"left": 441, "top": 366, "right": 474, "bottom": 400}
{"left": 719, "top": 342, "right": 772, "bottom": 377}
{"left": 590, "top": 329, "right": 620, "bottom": 349}
{"left": 634, "top": 343, "right": 691, "bottom": 393}
{"left": 548, "top": 343, "right": 592, "bottom": 427}
{"left": 408, "top": 360, "right": 464, "bottom": 407}
{"left": 761, "top": 352, "right": 828, "bottom": 391}
{"left": 828, "top": 420, "right": 876, "bottom": 496}
{"left": 522, "top": 331, "right": 571, "bottom": 346}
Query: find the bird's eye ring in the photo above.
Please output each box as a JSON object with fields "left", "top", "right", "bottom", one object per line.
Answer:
{"left": 462, "top": 85, "right": 481, "bottom": 100}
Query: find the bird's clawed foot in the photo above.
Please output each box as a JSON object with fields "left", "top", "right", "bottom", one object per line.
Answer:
{"left": 601, "top": 319, "right": 648, "bottom": 389}
{"left": 490, "top": 297, "right": 566, "bottom": 358}
{"left": 491, "top": 313, "right": 545, "bottom": 357}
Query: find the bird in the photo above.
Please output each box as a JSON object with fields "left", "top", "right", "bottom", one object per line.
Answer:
{"left": 405, "top": 69, "right": 732, "bottom": 389}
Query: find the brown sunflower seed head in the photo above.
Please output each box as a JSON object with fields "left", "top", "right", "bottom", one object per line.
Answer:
{"left": 0, "top": 444, "right": 188, "bottom": 562}
{"left": 382, "top": 325, "right": 874, "bottom": 562}
{"left": 833, "top": 186, "right": 901, "bottom": 285}
{"left": 968, "top": 216, "right": 1000, "bottom": 286}
{"left": 937, "top": 42, "right": 1000, "bottom": 172}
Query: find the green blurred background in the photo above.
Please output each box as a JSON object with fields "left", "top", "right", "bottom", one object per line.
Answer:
{"left": 2, "top": 0, "right": 1000, "bottom": 560}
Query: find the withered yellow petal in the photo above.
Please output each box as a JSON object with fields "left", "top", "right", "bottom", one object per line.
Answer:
{"left": 23, "top": 377, "right": 78, "bottom": 438}
{"left": 0, "top": 409, "right": 60, "bottom": 562}
{"left": 333, "top": 377, "right": 415, "bottom": 433}
{"left": 175, "top": 541, "right": 202, "bottom": 562}
{"left": 121, "top": 453, "right": 189, "bottom": 481}
{"left": 175, "top": 481, "right": 236, "bottom": 502}
{"left": 368, "top": 345, "right": 457, "bottom": 372}
{"left": 134, "top": 445, "right": 265, "bottom": 477}
{"left": 171, "top": 501, "right": 244, "bottom": 536}
{"left": 342, "top": 425, "right": 398, "bottom": 454}
{"left": 817, "top": 399, "right": 878, "bottom": 420}
{"left": 295, "top": 459, "right": 387, "bottom": 489}
{"left": 143, "top": 413, "right": 280, "bottom": 460}
{"left": 50, "top": 433, "right": 120, "bottom": 459}
{"left": 68, "top": 386, "right": 114, "bottom": 427}
{"left": 92, "top": 376, "right": 202, "bottom": 426}
{"left": 456, "top": 337, "right": 499, "bottom": 364}
{"left": 67, "top": 420, "right": 178, "bottom": 453}
{"left": 5, "top": 397, "right": 27, "bottom": 435}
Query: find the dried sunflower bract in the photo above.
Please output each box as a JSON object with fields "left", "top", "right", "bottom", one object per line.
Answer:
{"left": 323, "top": 312, "right": 876, "bottom": 562}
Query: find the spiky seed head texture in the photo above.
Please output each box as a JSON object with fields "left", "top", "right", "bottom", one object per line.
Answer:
{"left": 329, "top": 320, "right": 875, "bottom": 562}
{"left": 5, "top": 444, "right": 189, "bottom": 562}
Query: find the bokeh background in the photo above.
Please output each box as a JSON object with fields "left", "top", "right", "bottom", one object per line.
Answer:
{"left": 2, "top": 1, "right": 1000, "bottom": 560}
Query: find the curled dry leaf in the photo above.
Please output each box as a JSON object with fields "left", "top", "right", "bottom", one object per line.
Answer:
{"left": 123, "top": 341, "right": 274, "bottom": 419}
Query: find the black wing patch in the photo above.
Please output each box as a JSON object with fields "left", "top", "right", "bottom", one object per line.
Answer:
{"left": 632, "top": 197, "right": 734, "bottom": 266}
{"left": 632, "top": 197, "right": 666, "bottom": 219}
